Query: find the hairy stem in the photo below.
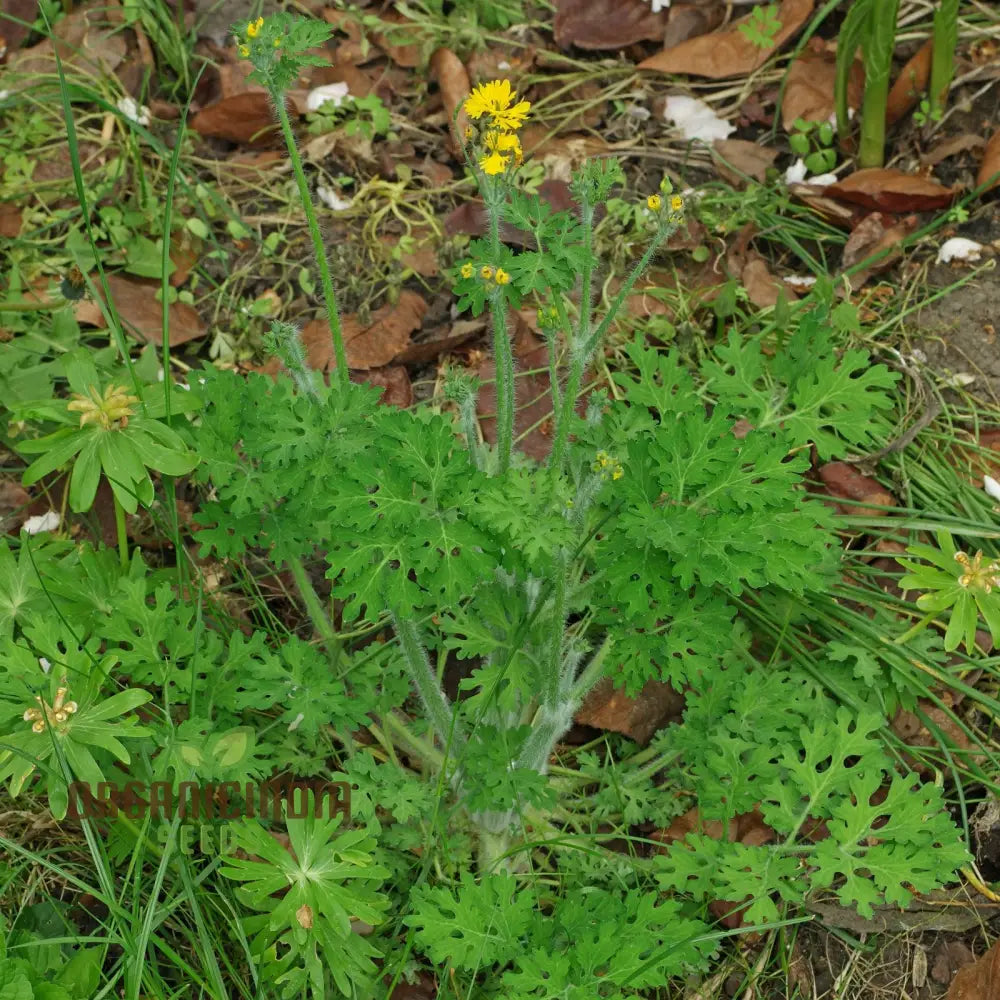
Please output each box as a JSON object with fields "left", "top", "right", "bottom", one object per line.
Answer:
{"left": 271, "top": 92, "right": 350, "bottom": 390}
{"left": 287, "top": 556, "right": 342, "bottom": 663}
{"left": 391, "top": 611, "right": 465, "bottom": 754}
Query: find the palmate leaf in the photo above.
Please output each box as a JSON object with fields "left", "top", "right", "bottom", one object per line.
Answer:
{"left": 220, "top": 796, "right": 388, "bottom": 998}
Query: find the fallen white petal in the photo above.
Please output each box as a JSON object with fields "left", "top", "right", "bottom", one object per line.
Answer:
{"left": 316, "top": 185, "right": 352, "bottom": 211}
{"left": 288, "top": 712, "right": 305, "bottom": 731}
{"left": 116, "top": 95, "right": 150, "bottom": 126}
{"left": 943, "top": 372, "right": 976, "bottom": 388}
{"left": 784, "top": 158, "right": 808, "bottom": 184}
{"left": 306, "top": 82, "right": 350, "bottom": 113}
{"left": 39, "top": 657, "right": 51, "bottom": 675}
{"left": 783, "top": 275, "right": 817, "bottom": 289}
{"left": 784, "top": 158, "right": 837, "bottom": 187}
{"left": 985, "top": 475, "right": 1000, "bottom": 502}
{"left": 22, "top": 510, "right": 61, "bottom": 534}
{"left": 936, "top": 237, "right": 983, "bottom": 264}
{"left": 663, "top": 95, "right": 734, "bottom": 143}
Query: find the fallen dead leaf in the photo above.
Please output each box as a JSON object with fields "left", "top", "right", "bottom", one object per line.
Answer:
{"left": 639, "top": 0, "right": 813, "bottom": 79}
{"left": 840, "top": 211, "right": 919, "bottom": 287}
{"left": 369, "top": 9, "right": 421, "bottom": 67}
{"left": 574, "top": 676, "right": 684, "bottom": 745}
{"left": 554, "top": 0, "right": 668, "bottom": 50}
{"left": 741, "top": 256, "right": 793, "bottom": 308}
{"left": 782, "top": 37, "right": 863, "bottom": 129}
{"left": 429, "top": 47, "right": 470, "bottom": 150}
{"left": 360, "top": 365, "right": 413, "bottom": 408}
{"left": 395, "top": 318, "right": 484, "bottom": 364}
{"left": 921, "top": 133, "right": 986, "bottom": 168}
{"left": 0, "top": 203, "right": 22, "bottom": 239}
{"left": 0, "top": 480, "right": 31, "bottom": 534}
{"left": 825, "top": 168, "right": 956, "bottom": 213}
{"left": 8, "top": 1, "right": 126, "bottom": 79}
{"left": 814, "top": 461, "right": 897, "bottom": 514}
{"left": 886, "top": 39, "right": 933, "bottom": 126}
{"left": 101, "top": 274, "right": 206, "bottom": 347}
{"left": 277, "top": 290, "right": 428, "bottom": 373}
{"left": 946, "top": 938, "right": 1000, "bottom": 1000}
{"left": 977, "top": 129, "right": 1000, "bottom": 192}
{"left": 662, "top": 1, "right": 725, "bottom": 49}
{"left": 192, "top": 91, "right": 308, "bottom": 145}
{"left": 711, "top": 139, "right": 778, "bottom": 185}
{"left": 892, "top": 698, "right": 987, "bottom": 773}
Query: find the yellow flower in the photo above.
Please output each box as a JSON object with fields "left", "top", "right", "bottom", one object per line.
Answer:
{"left": 273, "top": 37, "right": 281, "bottom": 47}
{"left": 478, "top": 129, "right": 522, "bottom": 176}
{"left": 464, "top": 79, "right": 530, "bottom": 132}
{"left": 495, "top": 268, "right": 510, "bottom": 285}
{"left": 238, "top": 44, "right": 250, "bottom": 58}
{"left": 955, "top": 550, "right": 1000, "bottom": 592}
{"left": 247, "top": 16, "right": 264, "bottom": 37}
{"left": 460, "top": 262, "right": 474, "bottom": 279}
{"left": 670, "top": 194, "right": 683, "bottom": 212}
{"left": 480, "top": 151, "right": 507, "bottom": 175}
{"left": 67, "top": 384, "right": 140, "bottom": 430}
{"left": 481, "top": 265, "right": 494, "bottom": 280}
{"left": 647, "top": 194, "right": 661, "bottom": 211}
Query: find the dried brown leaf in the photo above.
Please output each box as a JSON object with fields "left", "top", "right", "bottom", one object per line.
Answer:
{"left": 574, "top": 676, "right": 684, "bottom": 745}
{"left": 886, "top": 39, "right": 933, "bottom": 126}
{"left": 639, "top": 0, "right": 813, "bottom": 78}
{"left": 192, "top": 91, "right": 307, "bottom": 145}
{"left": 102, "top": 274, "right": 205, "bottom": 347}
{"left": 922, "top": 133, "right": 986, "bottom": 168}
{"left": 782, "top": 37, "right": 863, "bottom": 128}
{"left": 711, "top": 139, "right": 778, "bottom": 185}
{"left": 815, "top": 461, "right": 896, "bottom": 513}
{"left": 361, "top": 366, "right": 413, "bottom": 408}
{"left": 977, "top": 129, "right": 1000, "bottom": 192}
{"left": 946, "top": 938, "right": 1000, "bottom": 1000}
{"left": 9, "top": 1, "right": 126, "bottom": 78}
{"left": 430, "top": 47, "right": 470, "bottom": 149}
{"left": 825, "top": 168, "right": 956, "bottom": 213}
{"left": 554, "top": 0, "right": 667, "bottom": 50}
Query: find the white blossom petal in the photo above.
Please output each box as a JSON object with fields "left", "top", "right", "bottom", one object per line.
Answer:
{"left": 116, "top": 95, "right": 150, "bottom": 126}
{"left": 305, "top": 82, "right": 350, "bottom": 113}
{"left": 22, "top": 510, "right": 61, "bottom": 535}
{"left": 936, "top": 237, "right": 983, "bottom": 264}
{"left": 663, "top": 95, "right": 734, "bottom": 143}
{"left": 984, "top": 475, "right": 1000, "bottom": 502}
{"left": 316, "top": 185, "right": 352, "bottom": 211}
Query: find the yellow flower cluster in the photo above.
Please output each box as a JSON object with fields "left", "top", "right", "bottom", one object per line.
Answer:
{"left": 67, "top": 384, "right": 140, "bottom": 430}
{"left": 647, "top": 192, "right": 684, "bottom": 214}
{"left": 463, "top": 80, "right": 530, "bottom": 176}
{"left": 24, "top": 685, "right": 78, "bottom": 734}
{"left": 238, "top": 15, "right": 274, "bottom": 57}
{"left": 592, "top": 450, "right": 624, "bottom": 481}
{"left": 459, "top": 262, "right": 509, "bottom": 286}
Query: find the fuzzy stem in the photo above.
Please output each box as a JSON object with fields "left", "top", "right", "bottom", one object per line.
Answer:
{"left": 546, "top": 550, "right": 568, "bottom": 704}
{"left": 929, "top": 0, "right": 959, "bottom": 118}
{"left": 483, "top": 180, "right": 514, "bottom": 473}
{"left": 270, "top": 91, "right": 350, "bottom": 390}
{"left": 490, "top": 292, "right": 514, "bottom": 473}
{"left": 112, "top": 492, "right": 129, "bottom": 570}
{"left": 391, "top": 611, "right": 465, "bottom": 753}
{"left": 287, "top": 556, "right": 342, "bottom": 663}
{"left": 583, "top": 222, "right": 673, "bottom": 361}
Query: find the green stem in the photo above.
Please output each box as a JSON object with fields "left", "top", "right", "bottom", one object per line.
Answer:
{"left": 391, "top": 611, "right": 465, "bottom": 753}
{"left": 287, "top": 556, "right": 342, "bottom": 663}
{"left": 113, "top": 492, "right": 129, "bottom": 570}
{"left": 271, "top": 91, "right": 350, "bottom": 390}
{"left": 490, "top": 292, "right": 513, "bottom": 472}
{"left": 546, "top": 550, "right": 567, "bottom": 704}
{"left": 929, "top": 0, "right": 959, "bottom": 118}
{"left": 857, "top": 0, "right": 899, "bottom": 168}
{"left": 484, "top": 181, "right": 514, "bottom": 473}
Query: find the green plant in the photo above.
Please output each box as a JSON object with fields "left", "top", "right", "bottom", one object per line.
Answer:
{"left": 12, "top": 348, "right": 197, "bottom": 567}
{"left": 835, "top": 0, "right": 900, "bottom": 167}
{"left": 897, "top": 530, "right": 1000, "bottom": 653}
{"left": 306, "top": 92, "right": 393, "bottom": 141}
{"left": 929, "top": 0, "right": 960, "bottom": 120}
{"left": 190, "top": 29, "right": 969, "bottom": 992}
{"left": 738, "top": 3, "right": 782, "bottom": 49}
{"left": 788, "top": 116, "right": 837, "bottom": 175}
